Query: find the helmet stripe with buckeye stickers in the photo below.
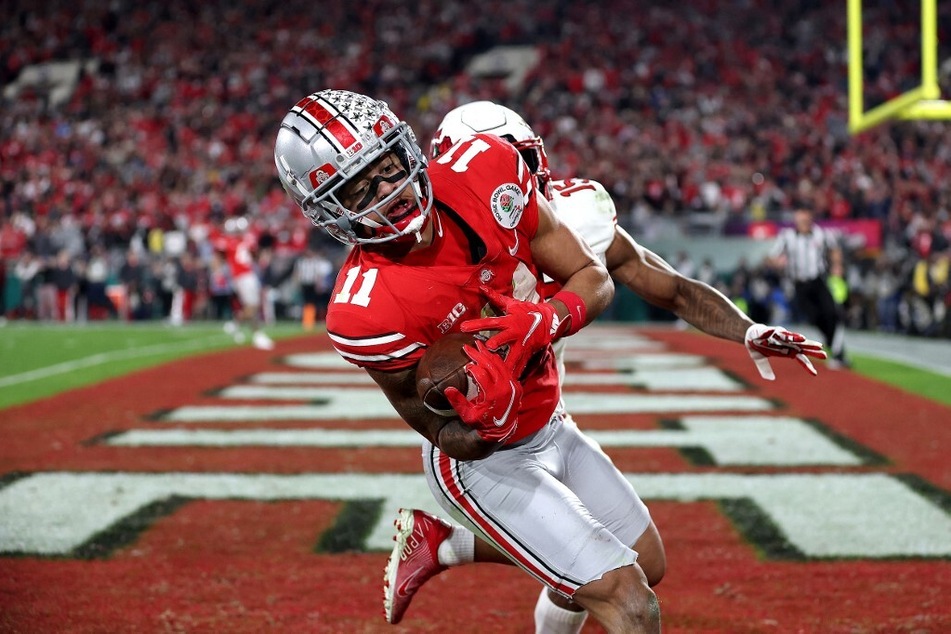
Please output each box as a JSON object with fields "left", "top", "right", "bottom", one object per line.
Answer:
{"left": 292, "top": 95, "right": 360, "bottom": 154}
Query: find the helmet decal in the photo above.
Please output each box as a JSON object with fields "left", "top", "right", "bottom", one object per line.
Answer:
{"left": 308, "top": 163, "right": 337, "bottom": 189}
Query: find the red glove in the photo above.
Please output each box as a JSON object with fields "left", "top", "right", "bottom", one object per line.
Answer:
{"left": 745, "top": 323, "right": 827, "bottom": 380}
{"left": 460, "top": 286, "right": 563, "bottom": 375}
{"left": 444, "top": 340, "right": 521, "bottom": 443}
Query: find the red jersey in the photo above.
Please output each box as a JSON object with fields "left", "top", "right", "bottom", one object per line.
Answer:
{"left": 326, "top": 134, "right": 561, "bottom": 443}
{"left": 212, "top": 232, "right": 258, "bottom": 278}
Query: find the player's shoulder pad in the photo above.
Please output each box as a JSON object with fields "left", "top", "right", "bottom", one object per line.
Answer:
{"left": 552, "top": 178, "right": 617, "bottom": 218}
{"left": 430, "top": 132, "right": 536, "bottom": 231}
{"left": 549, "top": 177, "right": 617, "bottom": 259}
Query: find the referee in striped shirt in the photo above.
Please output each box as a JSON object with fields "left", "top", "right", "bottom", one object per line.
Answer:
{"left": 768, "top": 207, "right": 849, "bottom": 367}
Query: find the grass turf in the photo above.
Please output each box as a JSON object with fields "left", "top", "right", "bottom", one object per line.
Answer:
{"left": 850, "top": 353, "right": 951, "bottom": 407}
{"left": 0, "top": 322, "right": 314, "bottom": 410}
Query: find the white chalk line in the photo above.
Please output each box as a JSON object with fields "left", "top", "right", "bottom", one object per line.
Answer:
{"left": 0, "top": 336, "right": 230, "bottom": 388}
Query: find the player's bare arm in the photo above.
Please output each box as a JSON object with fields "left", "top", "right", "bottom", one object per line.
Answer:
{"left": 365, "top": 366, "right": 499, "bottom": 461}
{"left": 605, "top": 225, "right": 752, "bottom": 342}
{"left": 531, "top": 194, "right": 614, "bottom": 326}
{"left": 605, "top": 225, "right": 825, "bottom": 379}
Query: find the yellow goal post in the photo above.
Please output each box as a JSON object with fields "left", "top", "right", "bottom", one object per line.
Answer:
{"left": 848, "top": 0, "right": 951, "bottom": 133}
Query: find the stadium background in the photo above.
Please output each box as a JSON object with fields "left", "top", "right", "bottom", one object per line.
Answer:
{"left": 2, "top": 1, "right": 951, "bottom": 632}
{"left": 2, "top": 0, "right": 950, "bottom": 334}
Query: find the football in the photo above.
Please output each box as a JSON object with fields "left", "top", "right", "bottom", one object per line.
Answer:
{"left": 416, "top": 332, "right": 480, "bottom": 416}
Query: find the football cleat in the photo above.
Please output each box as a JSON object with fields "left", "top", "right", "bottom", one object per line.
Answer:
{"left": 383, "top": 508, "right": 452, "bottom": 624}
{"left": 252, "top": 331, "right": 275, "bottom": 350}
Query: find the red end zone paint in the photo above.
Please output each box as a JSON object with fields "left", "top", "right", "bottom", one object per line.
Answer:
{"left": 0, "top": 328, "right": 949, "bottom": 633}
{"left": 649, "top": 328, "right": 951, "bottom": 489}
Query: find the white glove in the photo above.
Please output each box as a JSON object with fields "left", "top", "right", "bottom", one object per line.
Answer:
{"left": 744, "top": 324, "right": 828, "bottom": 381}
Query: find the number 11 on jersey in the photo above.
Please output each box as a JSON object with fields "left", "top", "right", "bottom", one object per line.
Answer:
{"left": 334, "top": 266, "right": 378, "bottom": 307}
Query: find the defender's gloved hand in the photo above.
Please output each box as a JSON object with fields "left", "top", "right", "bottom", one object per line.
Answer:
{"left": 444, "top": 340, "right": 521, "bottom": 443}
{"left": 745, "top": 323, "right": 827, "bottom": 380}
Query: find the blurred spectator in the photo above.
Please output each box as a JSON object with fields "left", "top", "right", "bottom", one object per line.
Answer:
{"left": 119, "top": 249, "right": 150, "bottom": 319}
{"left": 672, "top": 251, "right": 696, "bottom": 279}
{"left": 696, "top": 257, "right": 717, "bottom": 287}
{"left": 35, "top": 255, "right": 57, "bottom": 321}
{"left": 869, "top": 256, "right": 902, "bottom": 332}
{"left": 49, "top": 250, "right": 78, "bottom": 321}
{"left": 902, "top": 248, "right": 950, "bottom": 337}
{"left": 154, "top": 255, "right": 180, "bottom": 320}
{"left": 170, "top": 252, "right": 200, "bottom": 325}
{"left": 12, "top": 251, "right": 42, "bottom": 318}
{"left": 82, "top": 244, "right": 118, "bottom": 320}
{"left": 0, "top": 0, "right": 949, "bottom": 340}
{"left": 207, "top": 251, "right": 234, "bottom": 321}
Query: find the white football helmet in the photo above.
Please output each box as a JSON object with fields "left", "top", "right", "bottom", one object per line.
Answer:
{"left": 430, "top": 100, "right": 552, "bottom": 200}
{"left": 274, "top": 89, "right": 432, "bottom": 245}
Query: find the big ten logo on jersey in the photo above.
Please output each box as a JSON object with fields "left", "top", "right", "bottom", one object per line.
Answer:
{"left": 438, "top": 302, "right": 467, "bottom": 334}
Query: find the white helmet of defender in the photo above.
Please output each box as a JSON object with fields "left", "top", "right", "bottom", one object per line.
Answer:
{"left": 430, "top": 100, "right": 553, "bottom": 200}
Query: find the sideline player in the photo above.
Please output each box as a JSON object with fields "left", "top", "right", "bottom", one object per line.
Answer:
{"left": 275, "top": 89, "right": 661, "bottom": 633}
{"left": 382, "top": 101, "right": 827, "bottom": 631}
{"left": 212, "top": 216, "right": 275, "bottom": 350}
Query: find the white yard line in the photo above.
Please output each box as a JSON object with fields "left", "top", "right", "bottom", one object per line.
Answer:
{"left": 0, "top": 337, "right": 226, "bottom": 388}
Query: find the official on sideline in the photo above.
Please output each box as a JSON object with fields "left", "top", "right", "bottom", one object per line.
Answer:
{"left": 767, "top": 207, "right": 849, "bottom": 367}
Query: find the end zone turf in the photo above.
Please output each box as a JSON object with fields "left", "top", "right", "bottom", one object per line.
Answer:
{"left": 1, "top": 326, "right": 949, "bottom": 632}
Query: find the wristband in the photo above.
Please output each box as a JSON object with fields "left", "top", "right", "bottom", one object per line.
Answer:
{"left": 550, "top": 290, "right": 587, "bottom": 337}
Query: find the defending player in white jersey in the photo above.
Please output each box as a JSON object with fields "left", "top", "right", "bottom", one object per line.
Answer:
{"left": 381, "top": 101, "right": 827, "bottom": 633}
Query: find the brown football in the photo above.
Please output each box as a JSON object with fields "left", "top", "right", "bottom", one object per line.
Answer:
{"left": 416, "top": 332, "right": 479, "bottom": 416}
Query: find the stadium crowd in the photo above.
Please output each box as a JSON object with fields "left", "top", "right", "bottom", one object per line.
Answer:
{"left": 1, "top": 0, "right": 949, "bottom": 337}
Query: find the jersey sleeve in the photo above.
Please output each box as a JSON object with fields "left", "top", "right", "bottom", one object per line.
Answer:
{"left": 430, "top": 133, "right": 541, "bottom": 240}
{"left": 324, "top": 256, "right": 428, "bottom": 373}
{"left": 326, "top": 323, "right": 426, "bottom": 372}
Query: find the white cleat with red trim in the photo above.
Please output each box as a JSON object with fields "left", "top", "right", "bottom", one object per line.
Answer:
{"left": 383, "top": 508, "right": 452, "bottom": 624}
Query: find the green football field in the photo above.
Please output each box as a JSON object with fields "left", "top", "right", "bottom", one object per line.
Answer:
{"left": 0, "top": 322, "right": 313, "bottom": 410}
{"left": 0, "top": 322, "right": 948, "bottom": 411}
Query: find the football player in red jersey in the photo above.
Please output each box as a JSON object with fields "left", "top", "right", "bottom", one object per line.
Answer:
{"left": 275, "top": 89, "right": 660, "bottom": 633}
{"left": 211, "top": 216, "right": 274, "bottom": 350}
{"left": 382, "top": 101, "right": 830, "bottom": 633}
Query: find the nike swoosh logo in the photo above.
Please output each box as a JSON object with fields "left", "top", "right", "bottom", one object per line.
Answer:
{"left": 492, "top": 380, "right": 518, "bottom": 427}
{"left": 522, "top": 311, "right": 542, "bottom": 346}
{"left": 507, "top": 231, "right": 519, "bottom": 256}
{"left": 396, "top": 568, "right": 423, "bottom": 598}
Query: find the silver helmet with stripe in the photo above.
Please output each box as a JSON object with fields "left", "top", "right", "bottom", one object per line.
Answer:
{"left": 274, "top": 89, "right": 432, "bottom": 245}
